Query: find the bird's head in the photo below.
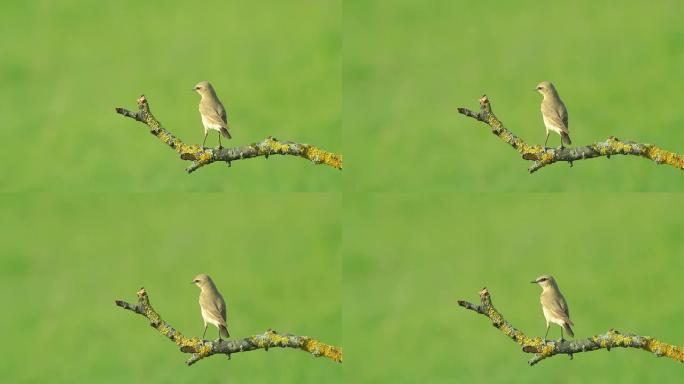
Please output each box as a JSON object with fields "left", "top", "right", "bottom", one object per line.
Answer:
{"left": 191, "top": 274, "right": 213, "bottom": 289}
{"left": 531, "top": 274, "right": 557, "bottom": 290}
{"left": 535, "top": 81, "right": 556, "bottom": 97}
{"left": 193, "top": 81, "right": 214, "bottom": 97}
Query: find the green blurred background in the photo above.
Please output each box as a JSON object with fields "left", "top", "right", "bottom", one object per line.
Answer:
{"left": 1, "top": 1, "right": 341, "bottom": 192}
{"left": 3, "top": 0, "right": 684, "bottom": 383}
{"left": 344, "top": 193, "right": 683, "bottom": 382}
{"left": 345, "top": 0, "right": 684, "bottom": 191}
{"left": 0, "top": 194, "right": 341, "bottom": 382}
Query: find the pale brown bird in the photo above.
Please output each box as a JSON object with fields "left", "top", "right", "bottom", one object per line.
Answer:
{"left": 193, "top": 81, "right": 231, "bottom": 148}
{"left": 532, "top": 275, "right": 574, "bottom": 342}
{"left": 535, "top": 81, "right": 572, "bottom": 148}
{"left": 191, "top": 274, "right": 230, "bottom": 340}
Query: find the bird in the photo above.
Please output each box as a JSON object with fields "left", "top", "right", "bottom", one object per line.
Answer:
{"left": 191, "top": 274, "right": 230, "bottom": 340}
{"left": 535, "top": 81, "right": 572, "bottom": 148}
{"left": 531, "top": 275, "right": 574, "bottom": 342}
{"left": 193, "top": 81, "right": 231, "bottom": 148}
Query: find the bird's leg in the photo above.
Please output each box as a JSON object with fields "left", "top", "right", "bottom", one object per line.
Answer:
{"left": 544, "top": 132, "right": 550, "bottom": 149}
{"left": 217, "top": 131, "right": 223, "bottom": 149}
{"left": 217, "top": 327, "right": 223, "bottom": 342}
{"left": 560, "top": 326, "right": 565, "bottom": 342}
{"left": 202, "top": 131, "right": 208, "bottom": 149}
{"left": 544, "top": 324, "right": 550, "bottom": 343}
{"left": 559, "top": 136, "right": 564, "bottom": 150}
{"left": 202, "top": 324, "right": 208, "bottom": 340}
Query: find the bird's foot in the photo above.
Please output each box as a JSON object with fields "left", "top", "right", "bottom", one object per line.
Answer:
{"left": 559, "top": 337, "right": 566, "bottom": 342}
{"left": 216, "top": 145, "right": 223, "bottom": 150}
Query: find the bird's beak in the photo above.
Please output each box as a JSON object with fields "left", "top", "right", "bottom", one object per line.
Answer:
{"left": 530, "top": 280, "right": 537, "bottom": 284}
{"left": 190, "top": 281, "right": 195, "bottom": 284}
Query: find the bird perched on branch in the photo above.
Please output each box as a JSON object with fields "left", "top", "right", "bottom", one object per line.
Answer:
{"left": 535, "top": 81, "right": 572, "bottom": 148}
{"left": 194, "top": 81, "right": 231, "bottom": 148}
{"left": 532, "top": 275, "right": 574, "bottom": 342}
{"left": 192, "top": 274, "right": 230, "bottom": 340}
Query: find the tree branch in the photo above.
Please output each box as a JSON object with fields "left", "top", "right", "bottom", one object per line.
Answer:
{"left": 458, "top": 95, "right": 684, "bottom": 173}
{"left": 457, "top": 287, "right": 684, "bottom": 365}
{"left": 115, "top": 95, "right": 343, "bottom": 173}
{"left": 115, "top": 287, "right": 342, "bottom": 365}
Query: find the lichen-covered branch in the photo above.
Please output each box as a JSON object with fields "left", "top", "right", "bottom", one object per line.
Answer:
{"left": 458, "top": 96, "right": 684, "bottom": 173}
{"left": 115, "top": 287, "right": 342, "bottom": 365}
{"left": 457, "top": 288, "right": 684, "bottom": 365}
{"left": 115, "top": 95, "right": 342, "bottom": 173}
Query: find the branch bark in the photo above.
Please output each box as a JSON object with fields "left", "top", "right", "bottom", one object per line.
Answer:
{"left": 457, "top": 287, "right": 684, "bottom": 365}
{"left": 115, "top": 287, "right": 342, "bottom": 365}
{"left": 458, "top": 95, "right": 684, "bottom": 173}
{"left": 115, "top": 95, "right": 343, "bottom": 173}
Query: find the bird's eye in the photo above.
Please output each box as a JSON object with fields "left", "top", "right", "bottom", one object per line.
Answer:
{"left": 537, "top": 86, "right": 542, "bottom": 90}
{"left": 194, "top": 280, "right": 199, "bottom": 282}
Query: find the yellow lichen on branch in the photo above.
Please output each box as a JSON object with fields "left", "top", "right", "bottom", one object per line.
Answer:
{"left": 458, "top": 288, "right": 684, "bottom": 366}
{"left": 115, "top": 288, "right": 342, "bottom": 366}
{"left": 305, "top": 338, "right": 343, "bottom": 362}
{"left": 458, "top": 95, "right": 684, "bottom": 173}
{"left": 304, "top": 145, "right": 343, "bottom": 169}
{"left": 116, "top": 95, "right": 343, "bottom": 173}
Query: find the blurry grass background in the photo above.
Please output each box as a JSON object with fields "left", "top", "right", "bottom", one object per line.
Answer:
{"left": 3, "top": 1, "right": 683, "bottom": 383}
{"left": 344, "top": 193, "right": 683, "bottom": 382}
{"left": 344, "top": 0, "right": 684, "bottom": 191}
{"left": 0, "top": 193, "right": 342, "bottom": 383}
{"left": 0, "top": 0, "right": 341, "bottom": 192}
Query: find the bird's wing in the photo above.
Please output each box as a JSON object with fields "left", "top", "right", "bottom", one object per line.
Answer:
{"left": 217, "top": 103, "right": 228, "bottom": 125}
{"left": 200, "top": 294, "right": 228, "bottom": 326}
{"left": 559, "top": 103, "right": 569, "bottom": 129}
{"left": 199, "top": 103, "right": 227, "bottom": 128}
{"left": 541, "top": 102, "right": 570, "bottom": 134}
{"left": 542, "top": 293, "right": 571, "bottom": 323}
{"left": 217, "top": 295, "right": 227, "bottom": 321}
{"left": 558, "top": 294, "right": 572, "bottom": 325}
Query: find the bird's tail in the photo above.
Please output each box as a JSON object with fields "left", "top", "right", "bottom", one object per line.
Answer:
{"left": 219, "top": 324, "right": 230, "bottom": 338}
{"left": 563, "top": 322, "right": 574, "bottom": 338}
{"left": 561, "top": 132, "right": 572, "bottom": 145}
{"left": 220, "top": 126, "right": 231, "bottom": 139}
